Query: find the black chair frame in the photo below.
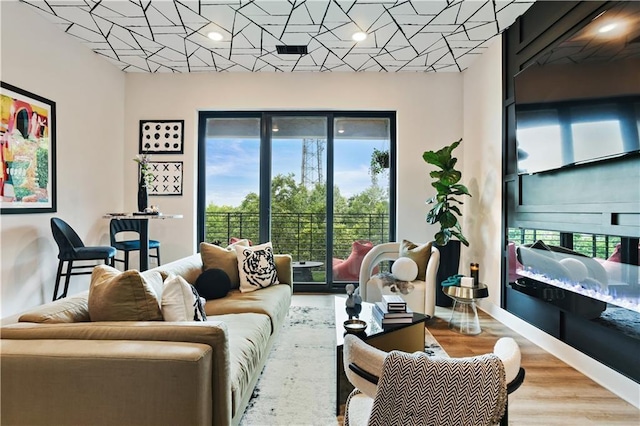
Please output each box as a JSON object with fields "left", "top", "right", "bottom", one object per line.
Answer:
{"left": 109, "top": 219, "right": 161, "bottom": 271}
{"left": 51, "top": 218, "right": 116, "bottom": 301}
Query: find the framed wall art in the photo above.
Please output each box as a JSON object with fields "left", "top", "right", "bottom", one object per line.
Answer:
{"left": 1, "top": 82, "right": 57, "bottom": 214}
{"left": 139, "top": 120, "right": 184, "bottom": 154}
{"left": 147, "top": 161, "right": 183, "bottom": 196}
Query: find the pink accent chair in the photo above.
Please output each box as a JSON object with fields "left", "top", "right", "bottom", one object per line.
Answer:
{"left": 229, "top": 237, "right": 252, "bottom": 246}
{"left": 333, "top": 240, "right": 375, "bottom": 282}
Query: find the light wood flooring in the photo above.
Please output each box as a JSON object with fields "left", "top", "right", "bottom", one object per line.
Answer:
{"left": 429, "top": 306, "right": 639, "bottom": 425}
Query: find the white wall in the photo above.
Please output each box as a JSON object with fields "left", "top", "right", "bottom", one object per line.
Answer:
{"left": 124, "top": 72, "right": 463, "bottom": 262}
{"left": 0, "top": 1, "right": 125, "bottom": 317}
{"left": 462, "top": 38, "right": 639, "bottom": 408}
{"left": 461, "top": 39, "right": 504, "bottom": 306}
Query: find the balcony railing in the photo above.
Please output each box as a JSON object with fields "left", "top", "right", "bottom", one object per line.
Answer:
{"left": 204, "top": 212, "right": 390, "bottom": 262}
{"left": 508, "top": 228, "right": 619, "bottom": 259}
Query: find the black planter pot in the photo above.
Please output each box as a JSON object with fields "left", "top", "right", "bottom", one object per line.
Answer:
{"left": 434, "top": 240, "right": 461, "bottom": 307}
{"left": 137, "top": 179, "right": 148, "bottom": 213}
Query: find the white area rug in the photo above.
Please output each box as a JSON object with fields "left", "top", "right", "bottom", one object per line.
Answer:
{"left": 239, "top": 295, "right": 447, "bottom": 425}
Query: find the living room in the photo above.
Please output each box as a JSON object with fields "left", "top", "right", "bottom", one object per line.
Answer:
{"left": 1, "top": 0, "right": 639, "bottom": 424}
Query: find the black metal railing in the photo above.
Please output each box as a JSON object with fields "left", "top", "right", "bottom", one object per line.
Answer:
{"left": 508, "top": 228, "right": 620, "bottom": 259}
{"left": 204, "top": 212, "right": 390, "bottom": 262}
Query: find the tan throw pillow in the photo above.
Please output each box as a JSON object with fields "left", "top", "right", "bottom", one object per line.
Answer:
{"left": 235, "top": 242, "right": 279, "bottom": 293}
{"left": 88, "top": 265, "right": 163, "bottom": 321}
{"left": 399, "top": 240, "right": 432, "bottom": 281}
{"left": 200, "top": 242, "right": 242, "bottom": 289}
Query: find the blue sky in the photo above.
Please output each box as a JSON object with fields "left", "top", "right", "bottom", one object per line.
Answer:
{"left": 205, "top": 138, "right": 388, "bottom": 207}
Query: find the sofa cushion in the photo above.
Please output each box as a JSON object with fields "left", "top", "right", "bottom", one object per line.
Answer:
{"left": 18, "top": 291, "right": 90, "bottom": 323}
{"left": 141, "top": 269, "right": 167, "bottom": 299}
{"left": 204, "top": 284, "right": 291, "bottom": 334}
{"left": 209, "top": 313, "right": 272, "bottom": 418}
{"left": 161, "top": 275, "right": 207, "bottom": 321}
{"left": 195, "top": 268, "right": 231, "bottom": 300}
{"left": 235, "top": 242, "right": 279, "bottom": 293}
{"left": 155, "top": 253, "right": 203, "bottom": 286}
{"left": 88, "top": 265, "right": 163, "bottom": 322}
{"left": 200, "top": 242, "right": 242, "bottom": 289}
{"left": 399, "top": 240, "right": 432, "bottom": 281}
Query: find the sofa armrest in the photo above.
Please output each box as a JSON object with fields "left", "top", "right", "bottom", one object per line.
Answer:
{"left": 358, "top": 243, "right": 401, "bottom": 300}
{"left": 422, "top": 245, "right": 440, "bottom": 317}
{"left": 274, "top": 254, "right": 293, "bottom": 288}
{"left": 2, "top": 321, "right": 232, "bottom": 426}
{"left": 1, "top": 339, "right": 213, "bottom": 426}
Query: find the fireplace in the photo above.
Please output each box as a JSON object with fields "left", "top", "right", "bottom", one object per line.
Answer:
{"left": 508, "top": 240, "right": 640, "bottom": 381}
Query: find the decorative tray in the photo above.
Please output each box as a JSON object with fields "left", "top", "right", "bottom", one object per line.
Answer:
{"left": 343, "top": 319, "right": 367, "bottom": 334}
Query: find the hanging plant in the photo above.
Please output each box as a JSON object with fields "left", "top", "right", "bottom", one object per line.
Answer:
{"left": 369, "top": 148, "right": 389, "bottom": 182}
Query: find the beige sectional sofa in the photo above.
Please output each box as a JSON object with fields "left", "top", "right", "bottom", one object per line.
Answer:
{"left": 0, "top": 253, "right": 293, "bottom": 426}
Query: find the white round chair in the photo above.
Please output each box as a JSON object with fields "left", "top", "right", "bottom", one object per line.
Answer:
{"left": 358, "top": 242, "right": 440, "bottom": 317}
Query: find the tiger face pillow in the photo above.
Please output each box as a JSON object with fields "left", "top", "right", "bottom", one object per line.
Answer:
{"left": 235, "top": 242, "right": 280, "bottom": 293}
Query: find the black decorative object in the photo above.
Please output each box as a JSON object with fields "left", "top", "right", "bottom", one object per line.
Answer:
{"left": 137, "top": 176, "right": 148, "bottom": 213}
{"left": 435, "top": 240, "right": 461, "bottom": 307}
{"left": 195, "top": 268, "right": 231, "bottom": 300}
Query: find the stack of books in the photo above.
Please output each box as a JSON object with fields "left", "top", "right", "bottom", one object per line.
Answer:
{"left": 372, "top": 295, "right": 413, "bottom": 325}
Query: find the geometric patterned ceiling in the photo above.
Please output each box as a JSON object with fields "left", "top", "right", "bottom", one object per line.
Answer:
{"left": 20, "top": 0, "right": 535, "bottom": 73}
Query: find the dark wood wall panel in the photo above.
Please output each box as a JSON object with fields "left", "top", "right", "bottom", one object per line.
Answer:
{"left": 564, "top": 313, "right": 640, "bottom": 381}
{"left": 502, "top": 1, "right": 640, "bottom": 383}
{"left": 505, "top": 287, "right": 561, "bottom": 338}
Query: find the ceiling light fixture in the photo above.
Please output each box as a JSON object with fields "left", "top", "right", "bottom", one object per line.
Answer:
{"left": 352, "top": 32, "right": 367, "bottom": 42}
{"left": 338, "top": 128, "right": 345, "bottom": 134}
{"left": 207, "top": 31, "right": 223, "bottom": 41}
{"left": 272, "top": 126, "right": 279, "bottom": 132}
{"left": 598, "top": 23, "right": 617, "bottom": 33}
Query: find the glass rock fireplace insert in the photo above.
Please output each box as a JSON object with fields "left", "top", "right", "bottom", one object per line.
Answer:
{"left": 507, "top": 231, "right": 640, "bottom": 382}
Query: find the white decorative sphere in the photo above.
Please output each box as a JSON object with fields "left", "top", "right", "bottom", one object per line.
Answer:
{"left": 559, "top": 258, "right": 588, "bottom": 282}
{"left": 391, "top": 257, "right": 418, "bottom": 282}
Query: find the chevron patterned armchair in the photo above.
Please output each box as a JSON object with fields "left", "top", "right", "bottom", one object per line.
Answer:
{"left": 342, "top": 335, "right": 525, "bottom": 426}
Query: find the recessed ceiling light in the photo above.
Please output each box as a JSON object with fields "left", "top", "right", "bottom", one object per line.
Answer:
{"left": 352, "top": 32, "right": 367, "bottom": 42}
{"left": 338, "top": 129, "right": 345, "bottom": 134}
{"left": 207, "top": 31, "right": 223, "bottom": 41}
{"left": 272, "top": 126, "right": 279, "bottom": 132}
{"left": 598, "top": 23, "right": 617, "bottom": 33}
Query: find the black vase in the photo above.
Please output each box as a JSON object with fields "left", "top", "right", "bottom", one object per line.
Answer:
{"left": 434, "top": 240, "right": 462, "bottom": 307}
{"left": 137, "top": 178, "right": 148, "bottom": 213}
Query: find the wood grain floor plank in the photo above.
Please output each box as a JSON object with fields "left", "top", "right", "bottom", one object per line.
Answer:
{"left": 429, "top": 307, "right": 639, "bottom": 425}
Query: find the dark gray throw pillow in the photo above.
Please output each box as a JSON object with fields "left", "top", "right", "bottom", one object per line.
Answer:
{"left": 195, "top": 268, "right": 231, "bottom": 300}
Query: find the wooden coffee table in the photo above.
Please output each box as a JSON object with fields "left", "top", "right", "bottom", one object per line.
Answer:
{"left": 334, "top": 296, "right": 429, "bottom": 414}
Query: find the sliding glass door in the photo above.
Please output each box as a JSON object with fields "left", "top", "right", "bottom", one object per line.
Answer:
{"left": 198, "top": 111, "right": 395, "bottom": 291}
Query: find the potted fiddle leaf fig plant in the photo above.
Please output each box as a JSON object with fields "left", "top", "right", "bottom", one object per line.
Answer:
{"left": 423, "top": 138, "right": 471, "bottom": 306}
{"left": 423, "top": 138, "right": 471, "bottom": 246}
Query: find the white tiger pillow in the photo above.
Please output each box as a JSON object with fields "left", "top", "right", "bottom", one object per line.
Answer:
{"left": 235, "top": 242, "right": 280, "bottom": 293}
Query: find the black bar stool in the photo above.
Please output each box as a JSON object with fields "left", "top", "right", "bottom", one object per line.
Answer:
{"left": 50, "top": 217, "right": 116, "bottom": 301}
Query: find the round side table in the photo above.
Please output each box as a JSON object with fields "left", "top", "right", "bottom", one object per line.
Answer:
{"left": 443, "top": 284, "right": 488, "bottom": 335}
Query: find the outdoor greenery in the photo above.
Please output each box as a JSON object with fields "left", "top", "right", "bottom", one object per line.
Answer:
{"left": 205, "top": 173, "right": 390, "bottom": 261}
{"left": 508, "top": 228, "right": 620, "bottom": 259}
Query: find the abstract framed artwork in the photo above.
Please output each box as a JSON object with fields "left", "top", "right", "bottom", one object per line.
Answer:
{"left": 139, "top": 120, "right": 184, "bottom": 154}
{"left": 1, "top": 82, "right": 57, "bottom": 214}
{"left": 146, "top": 161, "right": 183, "bottom": 196}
